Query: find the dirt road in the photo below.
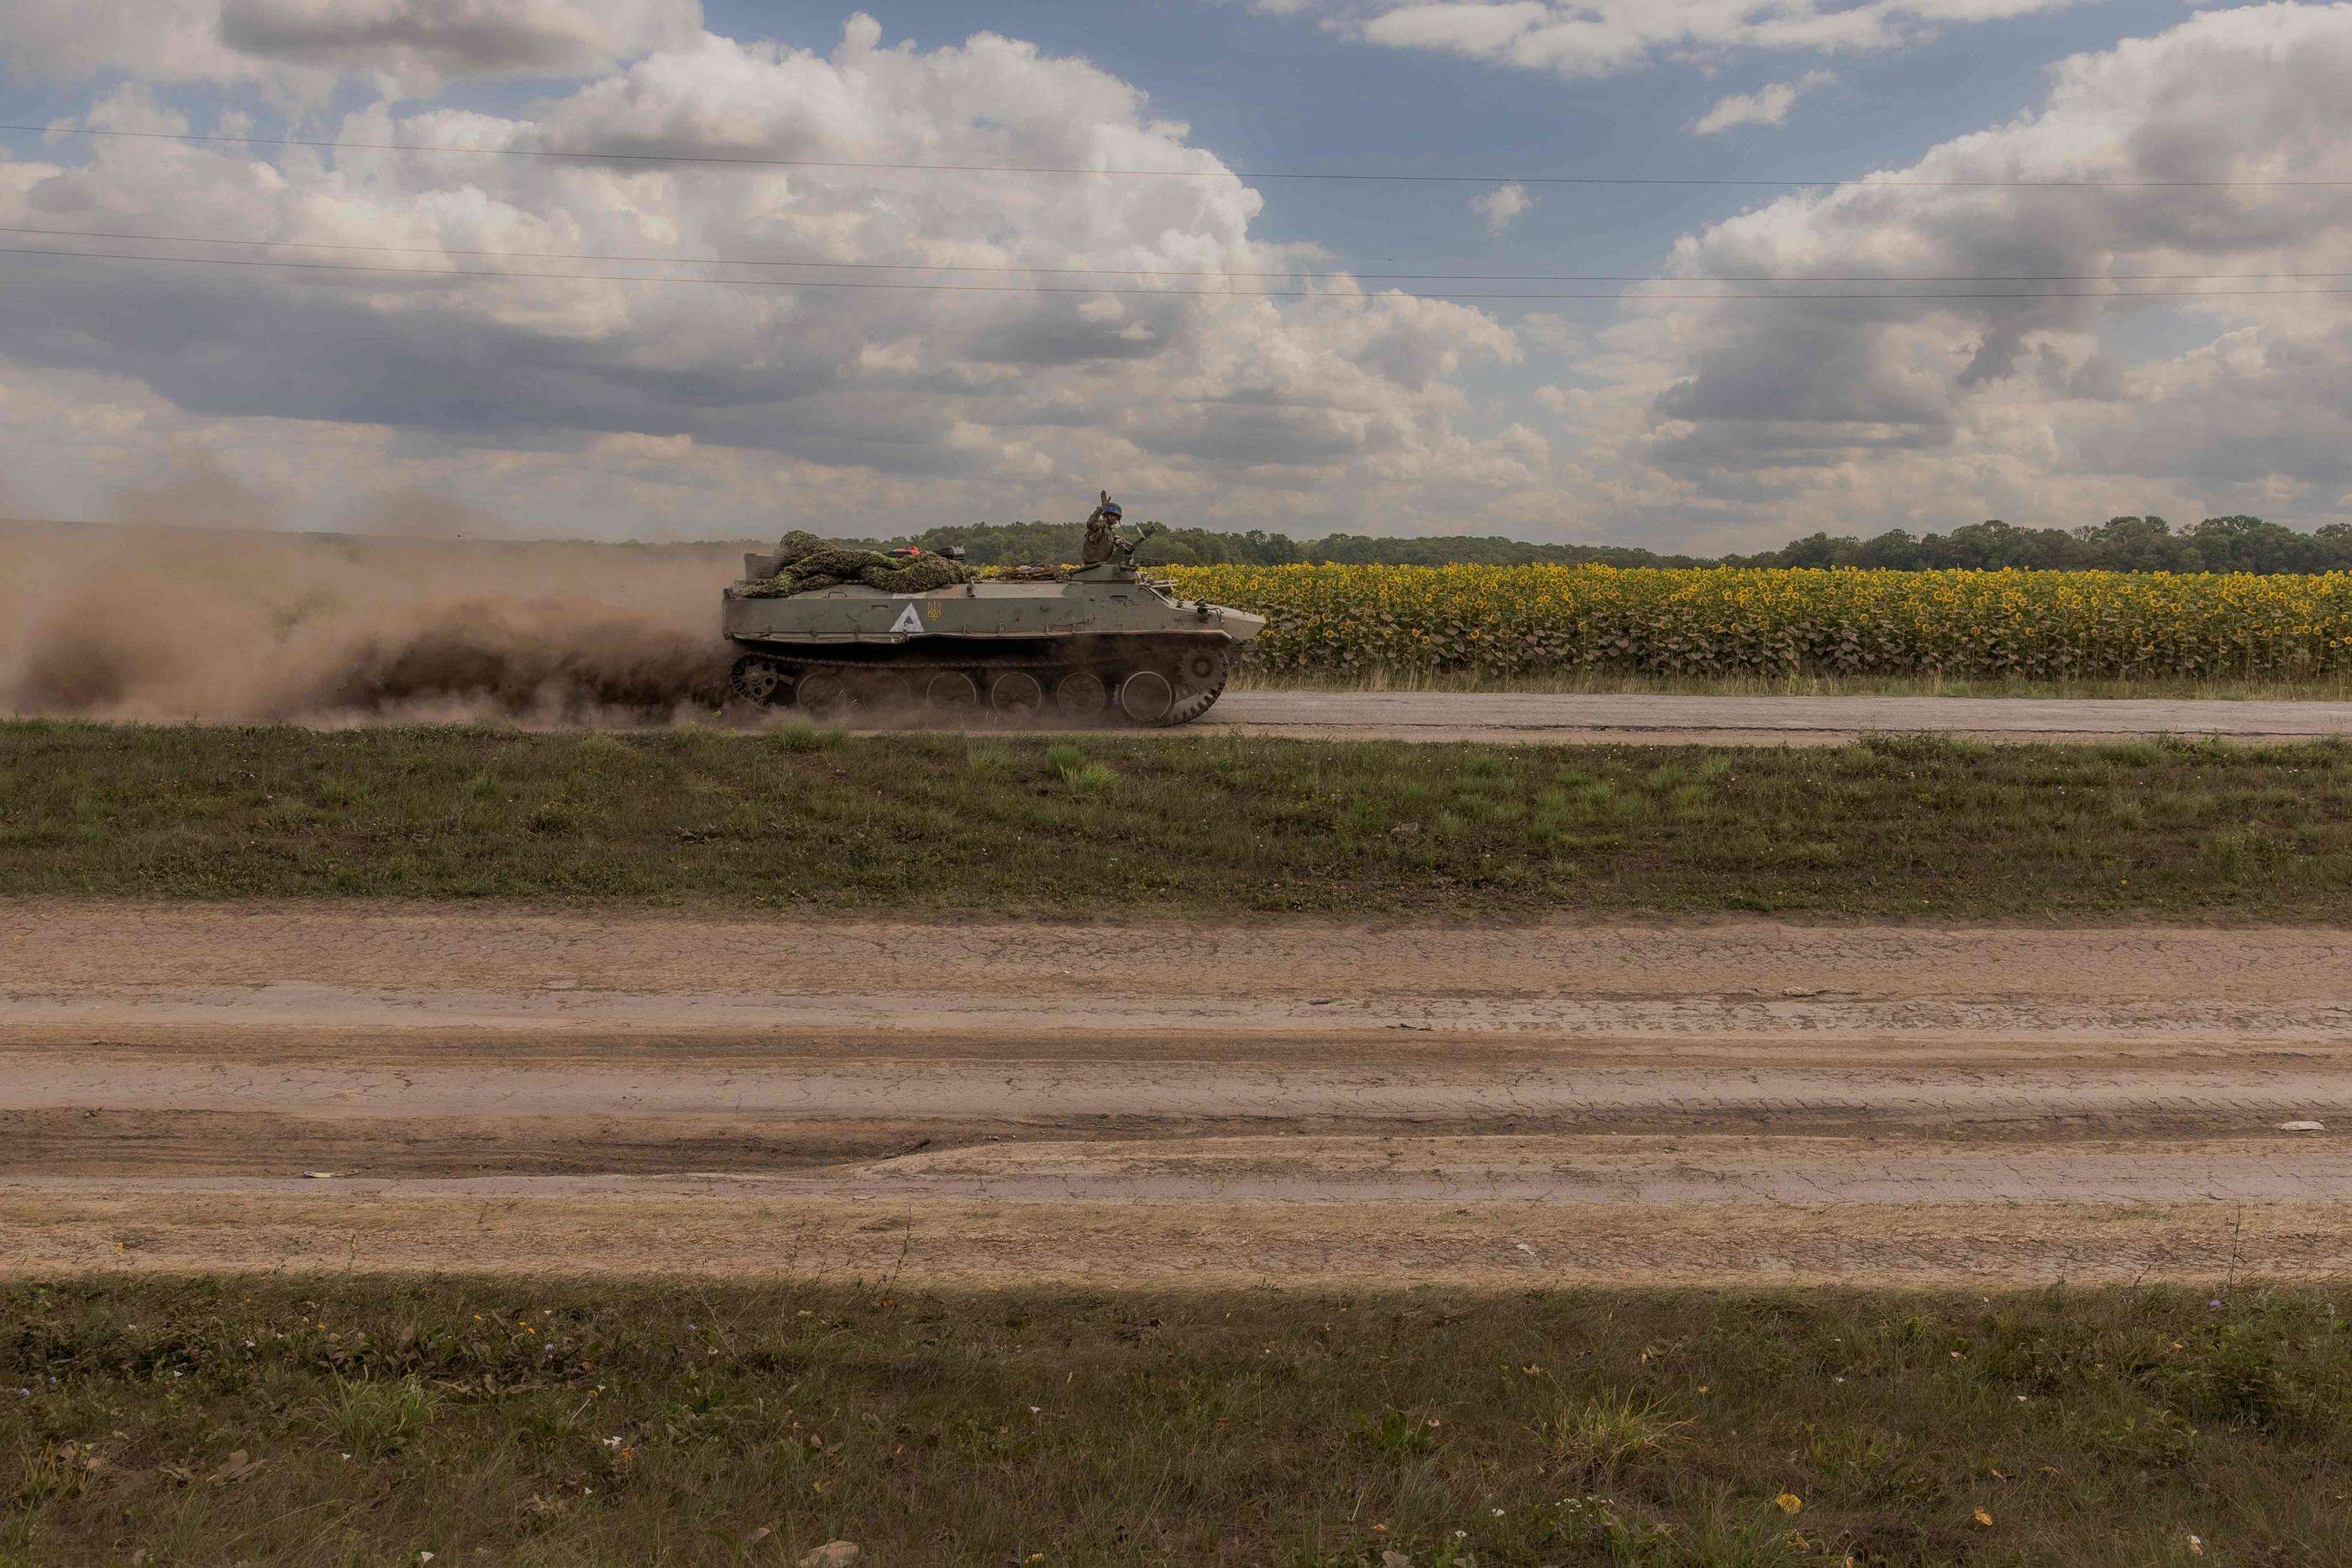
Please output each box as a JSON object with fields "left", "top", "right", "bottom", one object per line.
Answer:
{"left": 1203, "top": 691, "right": 2352, "bottom": 744}
{"left": 7, "top": 903, "right": 2349, "bottom": 1286}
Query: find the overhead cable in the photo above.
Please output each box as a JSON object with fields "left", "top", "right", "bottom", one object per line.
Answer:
{"left": 8, "top": 243, "right": 2352, "bottom": 302}
{"left": 3, "top": 222, "right": 2348, "bottom": 285}
{"left": 7, "top": 122, "right": 2349, "bottom": 190}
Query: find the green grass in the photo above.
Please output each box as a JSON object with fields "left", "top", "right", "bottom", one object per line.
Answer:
{"left": 318, "top": 1374, "right": 441, "bottom": 1462}
{"left": 7, "top": 1278, "right": 2350, "bottom": 1566}
{"left": 6, "top": 720, "right": 2352, "bottom": 917}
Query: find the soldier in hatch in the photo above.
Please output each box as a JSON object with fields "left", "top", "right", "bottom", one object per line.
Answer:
{"left": 1081, "top": 492, "right": 1125, "bottom": 564}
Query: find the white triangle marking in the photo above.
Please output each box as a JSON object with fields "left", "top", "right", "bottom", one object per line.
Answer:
{"left": 890, "top": 603, "right": 925, "bottom": 636}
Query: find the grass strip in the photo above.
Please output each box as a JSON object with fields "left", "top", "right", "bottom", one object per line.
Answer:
{"left": 6, "top": 721, "right": 2352, "bottom": 917}
{"left": 6, "top": 1277, "right": 2346, "bottom": 1566}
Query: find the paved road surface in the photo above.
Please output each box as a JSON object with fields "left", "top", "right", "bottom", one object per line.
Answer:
{"left": 1202, "top": 691, "right": 2352, "bottom": 743}
{"left": 8, "top": 904, "right": 2349, "bottom": 1287}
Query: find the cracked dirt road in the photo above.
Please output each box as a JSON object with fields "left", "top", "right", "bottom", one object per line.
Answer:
{"left": 6, "top": 902, "right": 2349, "bottom": 1286}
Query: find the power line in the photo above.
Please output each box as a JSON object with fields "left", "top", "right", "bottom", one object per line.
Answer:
{"left": 8, "top": 121, "right": 2349, "bottom": 190}
{"left": 8, "top": 242, "right": 2352, "bottom": 302}
{"left": 5, "top": 222, "right": 2349, "bottom": 286}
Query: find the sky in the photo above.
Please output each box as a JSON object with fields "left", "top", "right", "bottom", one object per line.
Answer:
{"left": 0, "top": 0, "right": 2348, "bottom": 549}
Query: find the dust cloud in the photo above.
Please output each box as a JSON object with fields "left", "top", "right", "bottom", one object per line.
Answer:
{"left": 0, "top": 521, "right": 748, "bottom": 726}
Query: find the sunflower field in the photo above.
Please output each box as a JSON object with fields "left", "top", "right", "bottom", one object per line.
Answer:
{"left": 1161, "top": 564, "right": 2352, "bottom": 680}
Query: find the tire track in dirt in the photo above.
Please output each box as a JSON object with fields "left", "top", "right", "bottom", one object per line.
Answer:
{"left": 7, "top": 902, "right": 2349, "bottom": 1284}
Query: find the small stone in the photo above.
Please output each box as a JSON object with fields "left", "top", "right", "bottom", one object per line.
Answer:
{"left": 2277, "top": 1120, "right": 2326, "bottom": 1133}
{"left": 799, "top": 1544, "right": 859, "bottom": 1568}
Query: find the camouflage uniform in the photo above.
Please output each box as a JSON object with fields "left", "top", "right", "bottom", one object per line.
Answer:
{"left": 1081, "top": 498, "right": 1121, "bottom": 564}
{"left": 738, "top": 533, "right": 976, "bottom": 598}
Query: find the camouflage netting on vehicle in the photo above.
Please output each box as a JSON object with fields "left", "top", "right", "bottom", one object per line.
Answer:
{"left": 738, "top": 532, "right": 979, "bottom": 598}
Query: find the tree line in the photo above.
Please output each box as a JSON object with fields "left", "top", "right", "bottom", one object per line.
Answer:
{"left": 869, "top": 514, "right": 2352, "bottom": 574}
{"left": 1727, "top": 516, "right": 2352, "bottom": 574}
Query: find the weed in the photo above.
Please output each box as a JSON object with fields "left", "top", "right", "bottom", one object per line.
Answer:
{"left": 2082, "top": 1404, "right": 2200, "bottom": 1468}
{"left": 318, "top": 1372, "right": 440, "bottom": 1460}
{"left": 1355, "top": 1406, "right": 1444, "bottom": 1459}
{"left": 1047, "top": 742, "right": 1116, "bottom": 792}
{"left": 574, "top": 733, "right": 637, "bottom": 768}
{"left": 2208, "top": 821, "right": 2297, "bottom": 879}
{"left": 1541, "top": 1389, "right": 1692, "bottom": 1476}
{"left": 774, "top": 719, "right": 842, "bottom": 754}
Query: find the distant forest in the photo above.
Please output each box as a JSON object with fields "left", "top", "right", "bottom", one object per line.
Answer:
{"left": 875, "top": 514, "right": 2352, "bottom": 574}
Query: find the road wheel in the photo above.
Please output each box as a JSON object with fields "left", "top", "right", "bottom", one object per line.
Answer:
{"left": 1118, "top": 669, "right": 1174, "bottom": 725}
{"left": 1053, "top": 670, "right": 1108, "bottom": 721}
{"left": 858, "top": 672, "right": 916, "bottom": 716}
{"left": 927, "top": 670, "right": 979, "bottom": 709}
{"left": 990, "top": 670, "right": 1044, "bottom": 716}
{"left": 727, "top": 656, "right": 786, "bottom": 706}
{"left": 795, "top": 670, "right": 852, "bottom": 715}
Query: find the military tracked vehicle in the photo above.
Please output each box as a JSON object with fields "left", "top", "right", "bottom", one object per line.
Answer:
{"left": 722, "top": 527, "right": 1266, "bottom": 726}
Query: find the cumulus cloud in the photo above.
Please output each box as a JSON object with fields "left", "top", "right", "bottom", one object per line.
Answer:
{"left": 10, "top": 3, "right": 2349, "bottom": 550}
{"left": 0, "top": 17, "right": 1521, "bottom": 535}
{"left": 1289, "top": 0, "right": 2088, "bottom": 81}
{"left": 1588, "top": 2, "right": 2352, "bottom": 538}
{"left": 0, "top": 0, "right": 704, "bottom": 96}
{"left": 1691, "top": 71, "right": 1834, "bottom": 135}
{"left": 1471, "top": 181, "right": 1534, "bottom": 233}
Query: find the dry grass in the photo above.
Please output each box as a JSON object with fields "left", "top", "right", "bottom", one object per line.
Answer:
{"left": 6, "top": 1278, "right": 2350, "bottom": 1566}
{"left": 1541, "top": 1389, "right": 1694, "bottom": 1478}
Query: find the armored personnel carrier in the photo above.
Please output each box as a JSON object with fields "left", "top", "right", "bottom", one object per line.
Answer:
{"left": 722, "top": 527, "right": 1265, "bottom": 726}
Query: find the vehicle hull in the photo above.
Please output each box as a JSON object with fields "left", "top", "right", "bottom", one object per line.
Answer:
{"left": 721, "top": 572, "right": 1264, "bottom": 726}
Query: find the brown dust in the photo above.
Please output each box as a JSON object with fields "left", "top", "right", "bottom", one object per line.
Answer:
{"left": 0, "top": 521, "right": 741, "bottom": 725}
